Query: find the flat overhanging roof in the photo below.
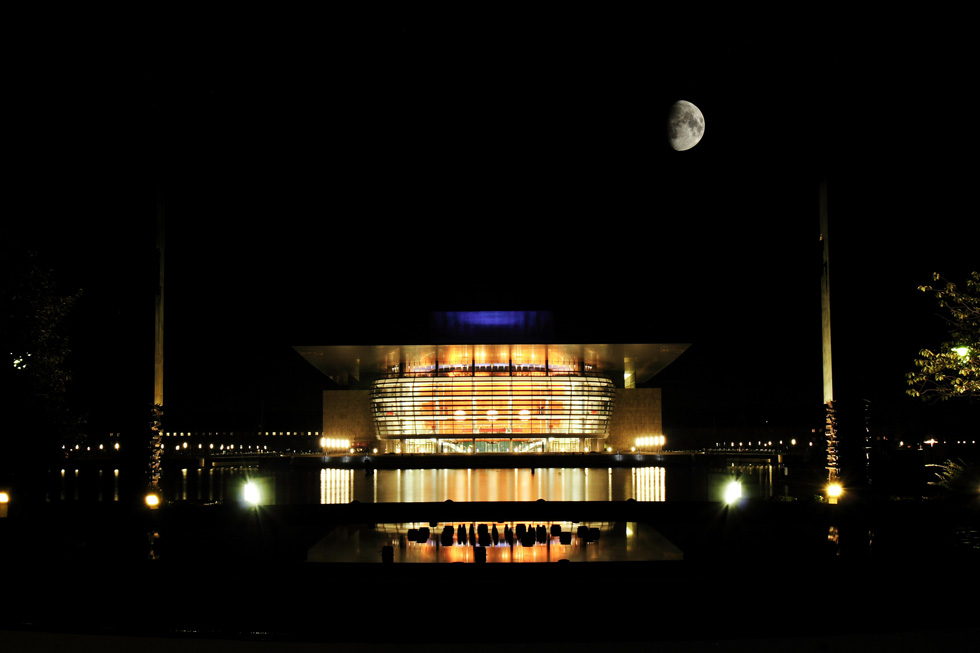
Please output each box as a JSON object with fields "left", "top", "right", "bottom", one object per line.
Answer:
{"left": 294, "top": 343, "right": 689, "bottom": 387}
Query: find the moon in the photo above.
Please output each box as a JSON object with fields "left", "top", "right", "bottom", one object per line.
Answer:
{"left": 667, "top": 100, "right": 705, "bottom": 151}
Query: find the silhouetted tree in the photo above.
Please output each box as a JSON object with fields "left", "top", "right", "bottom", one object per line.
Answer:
{"left": 907, "top": 271, "right": 980, "bottom": 401}
{"left": 0, "top": 248, "right": 84, "bottom": 501}
{"left": 926, "top": 458, "right": 980, "bottom": 500}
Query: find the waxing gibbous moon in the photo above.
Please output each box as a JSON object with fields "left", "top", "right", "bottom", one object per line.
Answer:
{"left": 667, "top": 100, "right": 705, "bottom": 151}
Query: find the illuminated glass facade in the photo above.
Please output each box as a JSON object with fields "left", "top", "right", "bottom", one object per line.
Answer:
{"left": 370, "top": 344, "right": 616, "bottom": 453}
{"left": 296, "top": 327, "right": 689, "bottom": 455}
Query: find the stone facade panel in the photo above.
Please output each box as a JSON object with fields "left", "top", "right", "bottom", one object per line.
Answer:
{"left": 607, "top": 388, "right": 663, "bottom": 451}
{"left": 322, "top": 390, "right": 375, "bottom": 445}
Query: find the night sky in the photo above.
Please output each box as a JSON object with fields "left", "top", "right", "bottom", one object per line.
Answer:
{"left": 7, "top": 20, "right": 978, "bottom": 443}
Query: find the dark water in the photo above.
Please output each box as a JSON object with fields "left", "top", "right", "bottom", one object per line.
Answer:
{"left": 50, "top": 462, "right": 793, "bottom": 505}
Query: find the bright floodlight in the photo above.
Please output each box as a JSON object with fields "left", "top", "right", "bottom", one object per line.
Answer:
{"left": 953, "top": 346, "right": 970, "bottom": 358}
{"left": 724, "top": 480, "right": 742, "bottom": 504}
{"left": 145, "top": 492, "right": 160, "bottom": 508}
{"left": 244, "top": 482, "right": 260, "bottom": 505}
{"left": 827, "top": 482, "right": 843, "bottom": 501}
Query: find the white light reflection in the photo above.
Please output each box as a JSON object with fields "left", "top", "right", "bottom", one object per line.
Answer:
{"left": 244, "top": 482, "right": 260, "bottom": 505}
{"left": 631, "top": 466, "right": 666, "bottom": 502}
{"left": 319, "top": 468, "right": 353, "bottom": 504}
{"left": 724, "top": 480, "right": 742, "bottom": 504}
{"left": 361, "top": 468, "right": 673, "bottom": 503}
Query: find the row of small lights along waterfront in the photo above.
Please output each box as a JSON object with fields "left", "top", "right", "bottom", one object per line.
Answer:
{"left": 58, "top": 432, "right": 978, "bottom": 465}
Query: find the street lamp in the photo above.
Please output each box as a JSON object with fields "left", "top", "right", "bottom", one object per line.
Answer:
{"left": 826, "top": 481, "right": 843, "bottom": 504}
{"left": 724, "top": 480, "right": 742, "bottom": 504}
{"left": 145, "top": 491, "right": 161, "bottom": 509}
{"left": 244, "top": 482, "right": 260, "bottom": 506}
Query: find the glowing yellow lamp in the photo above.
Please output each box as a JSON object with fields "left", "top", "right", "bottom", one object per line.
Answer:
{"left": 826, "top": 482, "right": 843, "bottom": 503}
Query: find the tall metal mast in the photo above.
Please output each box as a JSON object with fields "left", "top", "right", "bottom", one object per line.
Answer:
{"left": 820, "top": 180, "right": 839, "bottom": 484}
{"left": 150, "top": 188, "right": 165, "bottom": 492}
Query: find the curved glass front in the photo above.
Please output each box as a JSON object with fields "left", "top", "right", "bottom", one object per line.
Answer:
{"left": 371, "top": 375, "right": 616, "bottom": 442}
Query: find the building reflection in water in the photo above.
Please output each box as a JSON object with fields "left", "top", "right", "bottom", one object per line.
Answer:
{"left": 632, "top": 466, "right": 666, "bottom": 502}
{"left": 320, "top": 468, "right": 353, "bottom": 504}
{"left": 317, "top": 467, "right": 669, "bottom": 505}
{"left": 308, "top": 520, "right": 683, "bottom": 563}
{"left": 56, "top": 463, "right": 790, "bottom": 505}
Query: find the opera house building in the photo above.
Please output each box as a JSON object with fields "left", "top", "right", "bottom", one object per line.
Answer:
{"left": 295, "top": 311, "right": 688, "bottom": 455}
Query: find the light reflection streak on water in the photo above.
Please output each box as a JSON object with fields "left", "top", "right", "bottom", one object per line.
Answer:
{"left": 44, "top": 460, "right": 797, "bottom": 506}
{"left": 47, "top": 464, "right": 712, "bottom": 505}
{"left": 320, "top": 468, "right": 353, "bottom": 504}
{"left": 360, "top": 467, "right": 666, "bottom": 502}
{"left": 455, "top": 469, "right": 468, "bottom": 502}
{"left": 632, "top": 466, "right": 666, "bottom": 501}
{"left": 716, "top": 464, "right": 774, "bottom": 500}
{"left": 386, "top": 521, "right": 612, "bottom": 563}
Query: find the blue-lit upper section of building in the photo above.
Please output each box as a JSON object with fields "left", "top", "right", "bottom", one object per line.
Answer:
{"left": 295, "top": 310, "right": 688, "bottom": 388}
{"left": 428, "top": 311, "right": 554, "bottom": 343}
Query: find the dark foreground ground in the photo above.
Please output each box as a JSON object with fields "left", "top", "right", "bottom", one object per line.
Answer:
{"left": 2, "top": 559, "right": 979, "bottom": 652}
{"left": 1, "top": 496, "right": 978, "bottom": 649}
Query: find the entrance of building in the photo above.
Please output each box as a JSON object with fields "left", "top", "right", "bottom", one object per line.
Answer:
{"left": 392, "top": 437, "right": 603, "bottom": 454}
